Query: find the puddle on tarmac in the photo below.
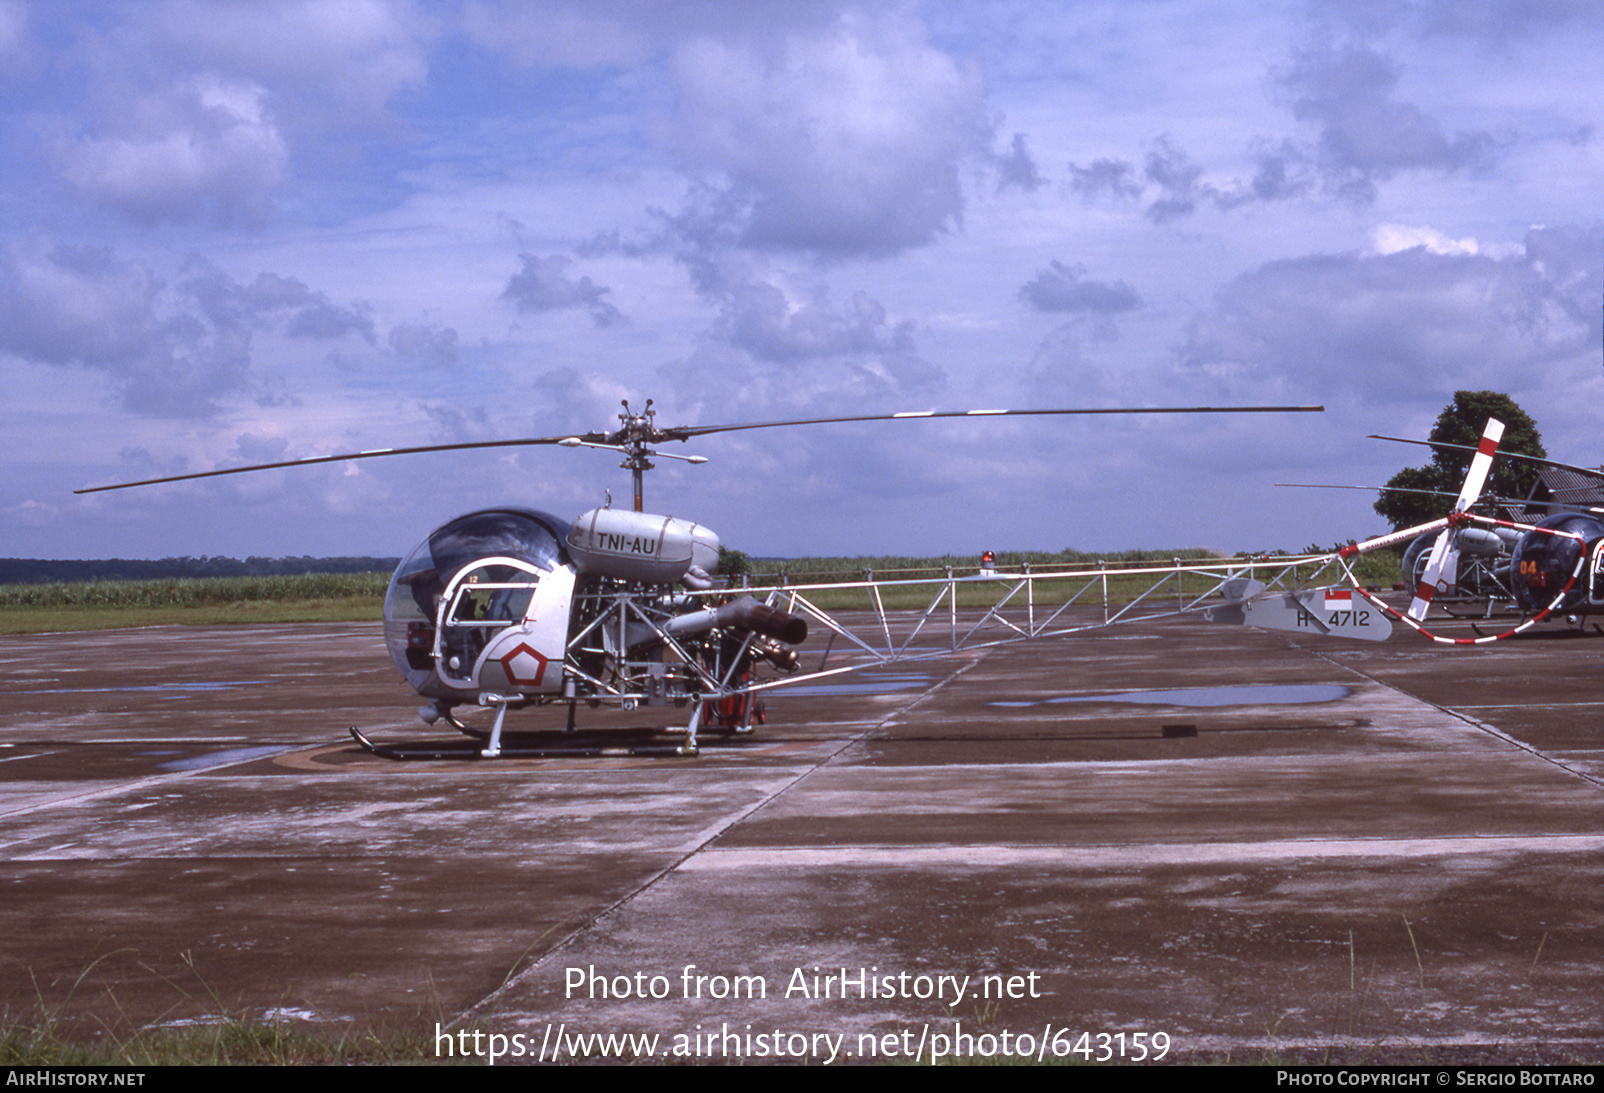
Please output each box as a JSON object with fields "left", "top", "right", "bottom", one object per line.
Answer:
{"left": 990, "top": 683, "right": 1350, "bottom": 709}
{"left": 158, "top": 745, "right": 296, "bottom": 772}
{"left": 781, "top": 673, "right": 932, "bottom": 697}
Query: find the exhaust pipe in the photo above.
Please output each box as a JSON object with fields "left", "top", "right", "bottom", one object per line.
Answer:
{"left": 660, "top": 595, "right": 808, "bottom": 645}
{"left": 621, "top": 596, "right": 809, "bottom": 650}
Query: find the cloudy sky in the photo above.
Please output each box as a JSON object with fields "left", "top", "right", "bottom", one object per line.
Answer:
{"left": 4, "top": 0, "right": 1600, "bottom": 563}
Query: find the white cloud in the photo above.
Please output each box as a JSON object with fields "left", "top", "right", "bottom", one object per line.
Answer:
{"left": 501, "top": 254, "right": 623, "bottom": 327}
{"left": 1366, "top": 223, "right": 1481, "bottom": 256}
{"left": 713, "top": 277, "right": 920, "bottom": 365}
{"left": 0, "top": 245, "right": 380, "bottom": 417}
{"left": 0, "top": 0, "right": 25, "bottom": 57}
{"left": 1181, "top": 225, "right": 1602, "bottom": 406}
{"left": 7, "top": 3, "right": 1601, "bottom": 558}
{"left": 1018, "top": 261, "right": 1143, "bottom": 316}
{"left": 461, "top": 0, "right": 838, "bottom": 70}
{"left": 660, "top": 10, "right": 992, "bottom": 256}
{"left": 60, "top": 75, "right": 287, "bottom": 227}
{"left": 0, "top": 243, "right": 163, "bottom": 368}
{"left": 1278, "top": 43, "right": 1498, "bottom": 201}
{"left": 146, "top": 0, "right": 431, "bottom": 127}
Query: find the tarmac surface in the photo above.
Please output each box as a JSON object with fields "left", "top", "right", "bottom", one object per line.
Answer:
{"left": 1, "top": 603, "right": 1599, "bottom": 1064}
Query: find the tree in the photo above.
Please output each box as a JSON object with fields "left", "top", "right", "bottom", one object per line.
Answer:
{"left": 1374, "top": 391, "right": 1546, "bottom": 532}
{"left": 715, "top": 545, "right": 754, "bottom": 580}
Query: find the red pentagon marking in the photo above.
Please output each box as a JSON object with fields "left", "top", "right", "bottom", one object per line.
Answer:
{"left": 499, "top": 643, "right": 549, "bottom": 688}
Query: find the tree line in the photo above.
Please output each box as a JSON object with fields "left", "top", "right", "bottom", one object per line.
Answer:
{"left": 0, "top": 556, "right": 401, "bottom": 586}
{"left": 1374, "top": 391, "right": 1546, "bottom": 531}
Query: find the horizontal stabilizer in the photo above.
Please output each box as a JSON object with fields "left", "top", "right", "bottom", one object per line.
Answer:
{"left": 1205, "top": 587, "right": 1392, "bottom": 642}
{"left": 1220, "top": 577, "right": 1267, "bottom": 603}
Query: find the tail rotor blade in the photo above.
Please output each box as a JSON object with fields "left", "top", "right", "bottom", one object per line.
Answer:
{"left": 1409, "top": 530, "right": 1455, "bottom": 620}
{"left": 1439, "top": 539, "right": 1460, "bottom": 591}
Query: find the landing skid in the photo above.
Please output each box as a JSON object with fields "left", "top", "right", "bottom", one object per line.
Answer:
{"left": 349, "top": 726, "right": 698, "bottom": 760}
{"left": 1442, "top": 603, "right": 1512, "bottom": 620}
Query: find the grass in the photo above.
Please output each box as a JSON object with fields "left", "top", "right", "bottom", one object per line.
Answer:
{"left": 1, "top": 954, "right": 449, "bottom": 1066}
{"left": 1213, "top": 922, "right": 1592, "bottom": 1069}
{"left": 0, "top": 600, "right": 383, "bottom": 634}
{"left": 0, "top": 571, "right": 389, "bottom": 609}
{"left": 748, "top": 546, "right": 1223, "bottom": 585}
{"left": 741, "top": 547, "right": 1397, "bottom": 612}
{"left": 0, "top": 572, "right": 386, "bottom": 633}
{"left": 0, "top": 549, "right": 1400, "bottom": 634}
{"left": 0, "top": 1013, "right": 443, "bottom": 1066}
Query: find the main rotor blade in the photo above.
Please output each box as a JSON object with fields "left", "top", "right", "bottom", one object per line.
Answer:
{"left": 1368, "top": 433, "right": 1601, "bottom": 480}
{"left": 1453, "top": 418, "right": 1503, "bottom": 513}
{"left": 1406, "top": 418, "right": 1502, "bottom": 621}
{"left": 1277, "top": 482, "right": 1491, "bottom": 501}
{"left": 77, "top": 402, "right": 1323, "bottom": 494}
{"left": 74, "top": 434, "right": 587, "bottom": 493}
{"left": 660, "top": 404, "right": 1323, "bottom": 440}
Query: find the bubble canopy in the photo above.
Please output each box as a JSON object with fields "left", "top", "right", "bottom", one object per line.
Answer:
{"left": 383, "top": 508, "right": 571, "bottom": 690}
{"left": 1511, "top": 512, "right": 1603, "bottom": 612}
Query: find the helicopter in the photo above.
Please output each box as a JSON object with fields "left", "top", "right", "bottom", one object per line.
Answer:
{"left": 1372, "top": 430, "right": 1604, "bottom": 628}
{"left": 1287, "top": 425, "right": 1604, "bottom": 629}
{"left": 82, "top": 397, "right": 1547, "bottom": 759}
{"left": 1319, "top": 419, "right": 1604, "bottom": 643}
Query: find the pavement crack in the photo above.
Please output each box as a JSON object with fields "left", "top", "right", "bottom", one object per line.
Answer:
{"left": 459, "top": 651, "right": 993, "bottom": 1028}
{"left": 1298, "top": 641, "right": 1604, "bottom": 789}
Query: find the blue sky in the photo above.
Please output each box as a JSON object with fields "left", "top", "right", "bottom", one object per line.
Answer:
{"left": 4, "top": 0, "right": 1600, "bottom": 561}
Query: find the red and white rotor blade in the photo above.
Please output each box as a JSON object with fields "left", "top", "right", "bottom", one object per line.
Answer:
{"left": 1408, "top": 530, "right": 1459, "bottom": 620}
{"left": 1453, "top": 417, "right": 1503, "bottom": 512}
{"left": 1407, "top": 418, "right": 1503, "bottom": 621}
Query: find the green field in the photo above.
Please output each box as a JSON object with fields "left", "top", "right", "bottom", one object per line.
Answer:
{"left": 0, "top": 572, "right": 388, "bottom": 633}
{"left": 741, "top": 546, "right": 1399, "bottom": 611}
{"left": 0, "top": 548, "right": 1399, "bottom": 634}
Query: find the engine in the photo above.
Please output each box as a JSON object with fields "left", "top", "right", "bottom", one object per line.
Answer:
{"left": 565, "top": 507, "right": 720, "bottom": 587}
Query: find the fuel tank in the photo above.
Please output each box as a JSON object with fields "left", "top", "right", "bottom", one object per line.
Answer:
{"left": 1455, "top": 526, "right": 1519, "bottom": 558}
{"left": 566, "top": 508, "right": 721, "bottom": 584}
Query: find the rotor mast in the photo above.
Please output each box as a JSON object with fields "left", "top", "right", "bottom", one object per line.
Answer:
{"left": 618, "top": 399, "right": 654, "bottom": 512}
